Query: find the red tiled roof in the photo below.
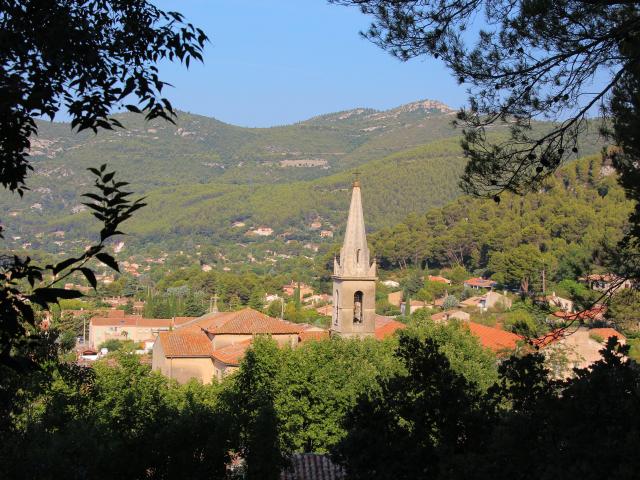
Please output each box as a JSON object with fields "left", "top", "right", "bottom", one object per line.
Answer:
{"left": 107, "top": 309, "right": 126, "bottom": 318}
{"left": 428, "top": 275, "right": 451, "bottom": 284}
{"left": 590, "top": 328, "right": 626, "bottom": 342}
{"left": 173, "top": 316, "right": 197, "bottom": 326}
{"left": 212, "top": 339, "right": 252, "bottom": 366}
{"left": 157, "top": 331, "right": 213, "bottom": 358}
{"left": 551, "top": 304, "right": 607, "bottom": 321}
{"left": 464, "top": 277, "right": 497, "bottom": 288}
{"left": 466, "top": 322, "right": 520, "bottom": 352}
{"left": 374, "top": 315, "right": 406, "bottom": 340}
{"left": 204, "top": 308, "right": 302, "bottom": 335}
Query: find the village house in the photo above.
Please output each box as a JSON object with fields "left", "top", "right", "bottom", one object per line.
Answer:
{"left": 320, "top": 230, "right": 334, "bottom": 238}
{"left": 303, "top": 293, "right": 331, "bottom": 306}
{"left": 152, "top": 308, "right": 314, "bottom": 383}
{"left": 543, "top": 292, "right": 574, "bottom": 312}
{"left": 460, "top": 291, "right": 512, "bottom": 312}
{"left": 282, "top": 282, "right": 314, "bottom": 297}
{"left": 89, "top": 310, "right": 195, "bottom": 348}
{"left": 400, "top": 299, "right": 429, "bottom": 315}
{"left": 431, "top": 310, "right": 471, "bottom": 322}
{"left": 381, "top": 279, "right": 400, "bottom": 288}
{"left": 535, "top": 327, "right": 626, "bottom": 378}
{"left": 463, "top": 277, "right": 497, "bottom": 290}
{"left": 580, "top": 273, "right": 633, "bottom": 292}
{"left": 387, "top": 290, "right": 403, "bottom": 307}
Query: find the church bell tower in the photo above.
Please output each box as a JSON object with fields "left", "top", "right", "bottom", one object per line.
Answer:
{"left": 331, "top": 176, "right": 376, "bottom": 338}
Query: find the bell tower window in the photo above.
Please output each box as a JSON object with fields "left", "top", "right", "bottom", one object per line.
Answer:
{"left": 353, "top": 291, "right": 363, "bottom": 324}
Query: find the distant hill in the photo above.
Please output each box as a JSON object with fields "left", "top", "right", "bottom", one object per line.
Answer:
{"left": 0, "top": 100, "right": 605, "bottom": 255}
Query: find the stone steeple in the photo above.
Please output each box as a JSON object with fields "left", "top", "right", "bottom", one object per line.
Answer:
{"left": 333, "top": 178, "right": 376, "bottom": 278}
{"left": 331, "top": 177, "right": 377, "bottom": 338}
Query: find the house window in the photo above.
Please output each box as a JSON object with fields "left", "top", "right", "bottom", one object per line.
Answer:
{"left": 353, "top": 291, "right": 363, "bottom": 324}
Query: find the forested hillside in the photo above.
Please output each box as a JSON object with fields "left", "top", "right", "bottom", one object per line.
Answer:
{"left": 0, "top": 100, "right": 605, "bottom": 255}
{"left": 371, "top": 155, "right": 633, "bottom": 289}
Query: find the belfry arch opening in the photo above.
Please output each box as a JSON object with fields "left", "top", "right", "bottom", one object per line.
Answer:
{"left": 353, "top": 291, "right": 363, "bottom": 324}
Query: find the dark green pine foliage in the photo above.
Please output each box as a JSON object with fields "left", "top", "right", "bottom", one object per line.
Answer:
{"left": 371, "top": 155, "right": 633, "bottom": 289}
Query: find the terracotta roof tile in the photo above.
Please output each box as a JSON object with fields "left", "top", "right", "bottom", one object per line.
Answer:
{"left": 158, "top": 330, "right": 213, "bottom": 358}
{"left": 374, "top": 315, "right": 406, "bottom": 339}
{"left": 464, "top": 277, "right": 497, "bottom": 288}
{"left": 212, "top": 339, "right": 252, "bottom": 366}
{"left": 428, "top": 275, "right": 451, "bottom": 284}
{"left": 466, "top": 322, "right": 521, "bottom": 352}
{"left": 205, "top": 308, "right": 302, "bottom": 335}
{"left": 590, "top": 328, "right": 626, "bottom": 342}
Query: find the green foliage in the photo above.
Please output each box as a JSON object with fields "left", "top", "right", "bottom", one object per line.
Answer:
{"left": 332, "top": 333, "right": 491, "bottom": 479}
{"left": 442, "top": 294, "right": 459, "bottom": 310}
{"left": 488, "top": 244, "right": 544, "bottom": 291}
{"left": 502, "top": 309, "right": 541, "bottom": 337}
{"left": 98, "top": 339, "right": 134, "bottom": 353}
{"left": 372, "top": 156, "right": 633, "bottom": 294}
{"left": 554, "top": 278, "right": 598, "bottom": 310}
{"left": 407, "top": 313, "right": 499, "bottom": 390}
{"left": 57, "top": 330, "right": 77, "bottom": 353}
{"left": 607, "top": 289, "right": 640, "bottom": 333}
{"left": 416, "top": 279, "right": 448, "bottom": 302}
{"left": 2, "top": 355, "right": 231, "bottom": 479}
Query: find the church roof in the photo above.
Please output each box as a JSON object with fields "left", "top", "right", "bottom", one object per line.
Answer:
{"left": 157, "top": 330, "right": 214, "bottom": 358}
{"left": 176, "top": 308, "right": 302, "bottom": 335}
{"left": 212, "top": 339, "right": 253, "bottom": 366}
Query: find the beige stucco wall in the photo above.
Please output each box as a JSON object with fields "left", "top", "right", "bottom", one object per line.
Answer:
{"left": 166, "top": 357, "right": 215, "bottom": 384}
{"left": 213, "top": 358, "right": 239, "bottom": 381}
{"left": 152, "top": 341, "right": 215, "bottom": 384}
{"left": 486, "top": 292, "right": 512, "bottom": 310}
{"left": 212, "top": 333, "right": 298, "bottom": 349}
{"left": 90, "top": 324, "right": 170, "bottom": 348}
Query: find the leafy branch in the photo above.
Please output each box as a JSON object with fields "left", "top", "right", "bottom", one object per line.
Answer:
{"left": 0, "top": 165, "right": 145, "bottom": 369}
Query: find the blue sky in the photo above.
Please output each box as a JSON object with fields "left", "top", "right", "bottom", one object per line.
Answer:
{"left": 153, "top": 1, "right": 467, "bottom": 127}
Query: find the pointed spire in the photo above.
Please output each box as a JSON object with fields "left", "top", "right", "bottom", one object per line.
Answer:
{"left": 335, "top": 177, "right": 376, "bottom": 278}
